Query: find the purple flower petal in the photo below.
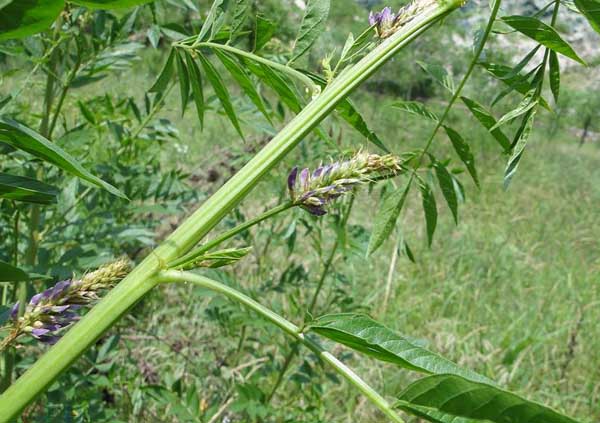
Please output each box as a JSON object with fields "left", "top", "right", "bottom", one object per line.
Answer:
{"left": 51, "top": 280, "right": 71, "bottom": 299}
{"left": 29, "top": 293, "right": 43, "bottom": 307}
{"left": 312, "top": 166, "right": 324, "bottom": 179}
{"left": 381, "top": 7, "right": 393, "bottom": 24}
{"left": 287, "top": 167, "right": 298, "bottom": 192}
{"left": 303, "top": 205, "right": 327, "bottom": 216}
{"left": 299, "top": 190, "right": 317, "bottom": 201}
{"left": 31, "top": 328, "right": 51, "bottom": 338}
{"left": 51, "top": 305, "right": 71, "bottom": 313}
{"left": 368, "top": 11, "right": 376, "bottom": 26}
{"left": 299, "top": 168, "right": 310, "bottom": 190}
{"left": 10, "top": 302, "right": 19, "bottom": 320}
{"left": 40, "top": 335, "right": 60, "bottom": 345}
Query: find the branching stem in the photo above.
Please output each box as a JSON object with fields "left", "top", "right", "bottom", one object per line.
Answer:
{"left": 155, "top": 271, "right": 405, "bottom": 423}
{"left": 168, "top": 201, "right": 294, "bottom": 269}
{"left": 177, "top": 41, "right": 321, "bottom": 96}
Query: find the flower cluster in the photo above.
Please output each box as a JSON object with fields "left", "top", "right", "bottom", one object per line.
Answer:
{"left": 4, "top": 259, "right": 130, "bottom": 347}
{"left": 369, "top": 7, "right": 396, "bottom": 38}
{"left": 369, "top": 0, "right": 438, "bottom": 38}
{"left": 288, "top": 152, "right": 404, "bottom": 216}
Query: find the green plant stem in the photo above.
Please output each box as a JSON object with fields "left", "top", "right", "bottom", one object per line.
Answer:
{"left": 267, "top": 196, "right": 355, "bottom": 402}
{"left": 48, "top": 54, "right": 82, "bottom": 138}
{"left": 539, "top": 0, "right": 560, "bottom": 84}
{"left": 130, "top": 83, "right": 176, "bottom": 141}
{"left": 179, "top": 41, "right": 320, "bottom": 95}
{"left": 19, "top": 15, "right": 63, "bottom": 315}
{"left": 155, "top": 270, "right": 405, "bottom": 423}
{"left": 168, "top": 201, "right": 294, "bottom": 268}
{"left": 39, "top": 187, "right": 92, "bottom": 239}
{"left": 0, "top": 3, "right": 463, "bottom": 418}
{"left": 0, "top": 207, "right": 20, "bottom": 392}
{"left": 265, "top": 240, "right": 339, "bottom": 402}
{"left": 308, "top": 195, "right": 354, "bottom": 314}
{"left": 417, "top": 0, "right": 502, "bottom": 170}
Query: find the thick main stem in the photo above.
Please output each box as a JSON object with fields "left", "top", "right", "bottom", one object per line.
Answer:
{"left": 0, "top": 2, "right": 463, "bottom": 418}
{"left": 155, "top": 271, "right": 405, "bottom": 423}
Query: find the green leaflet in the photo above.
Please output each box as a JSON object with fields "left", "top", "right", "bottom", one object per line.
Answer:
{"left": 497, "top": 45, "right": 541, "bottom": 82}
{"left": 175, "top": 50, "right": 190, "bottom": 116}
{"left": 0, "top": 173, "right": 59, "bottom": 204}
{"left": 308, "top": 314, "right": 491, "bottom": 383}
{"left": 460, "top": 96, "right": 511, "bottom": 152}
{"left": 184, "top": 52, "right": 205, "bottom": 129}
{"left": 391, "top": 101, "right": 439, "bottom": 122}
{"left": 149, "top": 49, "right": 175, "bottom": 93}
{"left": 0, "top": 117, "right": 126, "bottom": 199}
{"left": 490, "top": 90, "right": 538, "bottom": 131}
{"left": 504, "top": 107, "right": 537, "bottom": 189}
{"left": 397, "top": 374, "right": 580, "bottom": 423}
{"left": 420, "top": 180, "right": 437, "bottom": 247}
{"left": 78, "top": 101, "right": 97, "bottom": 125}
{"left": 434, "top": 163, "right": 458, "bottom": 224}
{"left": 575, "top": 0, "right": 600, "bottom": 34}
{"left": 397, "top": 402, "right": 479, "bottom": 423}
{"left": 501, "top": 16, "right": 585, "bottom": 64}
{"left": 335, "top": 98, "right": 389, "bottom": 152}
{"left": 197, "top": 0, "right": 224, "bottom": 42}
{"left": 197, "top": 52, "right": 244, "bottom": 139}
{"left": 229, "top": 0, "right": 251, "bottom": 42}
{"left": 417, "top": 61, "right": 455, "bottom": 94}
{"left": 0, "top": 260, "right": 28, "bottom": 282}
{"left": 290, "top": 0, "right": 331, "bottom": 63}
{"left": 367, "top": 182, "right": 411, "bottom": 256}
{"left": 70, "top": 0, "right": 154, "bottom": 8}
{"left": 214, "top": 49, "right": 272, "bottom": 124}
{"left": 479, "top": 62, "right": 550, "bottom": 110}
{"left": 254, "top": 15, "right": 276, "bottom": 52}
{"left": 243, "top": 59, "right": 302, "bottom": 113}
{"left": 178, "top": 247, "right": 252, "bottom": 270}
{"left": 242, "top": 61, "right": 335, "bottom": 146}
{"left": 549, "top": 50, "right": 561, "bottom": 102}
{"left": 0, "top": 0, "right": 63, "bottom": 41}
{"left": 443, "top": 126, "right": 479, "bottom": 187}
{"left": 304, "top": 71, "right": 388, "bottom": 151}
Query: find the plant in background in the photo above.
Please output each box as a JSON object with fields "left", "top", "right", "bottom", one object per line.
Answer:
{"left": 0, "top": 0, "right": 598, "bottom": 421}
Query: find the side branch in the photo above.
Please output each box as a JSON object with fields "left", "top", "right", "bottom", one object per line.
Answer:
{"left": 155, "top": 270, "right": 405, "bottom": 423}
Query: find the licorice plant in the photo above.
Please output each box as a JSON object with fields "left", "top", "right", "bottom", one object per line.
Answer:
{"left": 0, "top": 0, "right": 594, "bottom": 421}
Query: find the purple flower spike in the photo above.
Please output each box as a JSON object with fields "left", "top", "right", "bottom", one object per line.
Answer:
{"left": 3, "top": 259, "right": 129, "bottom": 349}
{"left": 287, "top": 152, "right": 403, "bottom": 217}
